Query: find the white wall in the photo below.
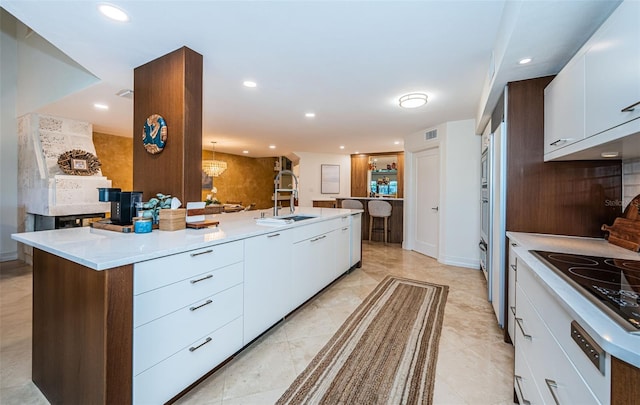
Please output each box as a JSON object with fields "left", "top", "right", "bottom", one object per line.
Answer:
{"left": 294, "top": 152, "right": 351, "bottom": 207}
{"left": 404, "top": 119, "right": 481, "bottom": 269}
{"left": 1, "top": 10, "right": 19, "bottom": 261}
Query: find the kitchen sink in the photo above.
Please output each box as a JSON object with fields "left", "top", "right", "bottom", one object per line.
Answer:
{"left": 281, "top": 215, "right": 316, "bottom": 222}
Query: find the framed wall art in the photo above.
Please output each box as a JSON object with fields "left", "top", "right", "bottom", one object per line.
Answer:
{"left": 321, "top": 164, "right": 340, "bottom": 194}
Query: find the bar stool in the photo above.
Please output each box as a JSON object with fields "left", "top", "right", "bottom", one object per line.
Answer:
{"left": 368, "top": 200, "right": 392, "bottom": 244}
{"left": 341, "top": 199, "right": 363, "bottom": 209}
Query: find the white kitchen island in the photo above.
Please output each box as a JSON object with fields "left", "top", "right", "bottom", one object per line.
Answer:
{"left": 12, "top": 207, "right": 362, "bottom": 405}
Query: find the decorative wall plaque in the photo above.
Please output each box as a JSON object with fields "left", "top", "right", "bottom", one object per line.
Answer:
{"left": 57, "top": 149, "right": 101, "bottom": 175}
{"left": 142, "top": 114, "right": 168, "bottom": 154}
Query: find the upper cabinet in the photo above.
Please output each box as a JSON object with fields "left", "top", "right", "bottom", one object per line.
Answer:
{"left": 350, "top": 152, "right": 404, "bottom": 198}
{"left": 544, "top": 0, "right": 640, "bottom": 161}
{"left": 584, "top": 2, "right": 640, "bottom": 137}
{"left": 544, "top": 56, "right": 585, "bottom": 155}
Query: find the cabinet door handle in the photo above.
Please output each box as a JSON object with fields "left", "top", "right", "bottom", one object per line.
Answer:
{"left": 515, "top": 317, "right": 532, "bottom": 340}
{"left": 545, "top": 379, "right": 560, "bottom": 405}
{"left": 510, "top": 306, "right": 516, "bottom": 315}
{"left": 511, "top": 243, "right": 518, "bottom": 247}
{"left": 267, "top": 233, "right": 281, "bottom": 238}
{"left": 514, "top": 375, "right": 532, "bottom": 405}
{"left": 189, "top": 337, "right": 212, "bottom": 352}
{"left": 431, "top": 206, "right": 439, "bottom": 211}
{"left": 190, "top": 249, "right": 213, "bottom": 257}
{"left": 621, "top": 100, "right": 640, "bottom": 112}
{"left": 510, "top": 264, "right": 517, "bottom": 271}
{"left": 549, "top": 138, "right": 572, "bottom": 147}
{"left": 190, "top": 274, "right": 213, "bottom": 284}
{"left": 311, "top": 235, "right": 327, "bottom": 242}
{"left": 342, "top": 227, "right": 349, "bottom": 231}
{"left": 190, "top": 299, "right": 213, "bottom": 311}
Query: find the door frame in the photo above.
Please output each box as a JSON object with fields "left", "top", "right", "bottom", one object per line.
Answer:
{"left": 403, "top": 146, "right": 442, "bottom": 259}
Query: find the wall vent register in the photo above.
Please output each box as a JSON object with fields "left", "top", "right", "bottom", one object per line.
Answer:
{"left": 531, "top": 250, "right": 640, "bottom": 333}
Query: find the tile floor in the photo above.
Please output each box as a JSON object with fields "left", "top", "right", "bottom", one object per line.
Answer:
{"left": 0, "top": 243, "right": 515, "bottom": 405}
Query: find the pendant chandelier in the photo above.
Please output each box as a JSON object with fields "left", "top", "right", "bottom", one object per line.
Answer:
{"left": 203, "top": 141, "right": 227, "bottom": 177}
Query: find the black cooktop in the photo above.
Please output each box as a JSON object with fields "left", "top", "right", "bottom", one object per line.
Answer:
{"left": 530, "top": 250, "right": 640, "bottom": 333}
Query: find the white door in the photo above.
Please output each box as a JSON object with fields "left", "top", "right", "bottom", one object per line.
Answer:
{"left": 413, "top": 148, "right": 439, "bottom": 258}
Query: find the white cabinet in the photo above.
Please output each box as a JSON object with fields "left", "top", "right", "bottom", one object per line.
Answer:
{"left": 244, "top": 229, "right": 293, "bottom": 345}
{"left": 291, "top": 228, "right": 336, "bottom": 308}
{"left": 513, "top": 255, "right": 608, "bottom": 405}
{"left": 507, "top": 240, "right": 517, "bottom": 342}
{"left": 133, "top": 240, "right": 244, "bottom": 404}
{"left": 544, "top": 55, "right": 585, "bottom": 154}
{"left": 584, "top": 0, "right": 640, "bottom": 138}
{"left": 544, "top": 0, "right": 640, "bottom": 161}
{"left": 350, "top": 213, "right": 362, "bottom": 267}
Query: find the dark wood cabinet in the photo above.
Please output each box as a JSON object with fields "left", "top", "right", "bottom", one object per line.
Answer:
{"left": 350, "top": 155, "right": 369, "bottom": 197}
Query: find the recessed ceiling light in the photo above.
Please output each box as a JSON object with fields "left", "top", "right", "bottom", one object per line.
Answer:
{"left": 601, "top": 151, "right": 619, "bottom": 158}
{"left": 93, "top": 103, "right": 109, "bottom": 110}
{"left": 519, "top": 58, "right": 532, "bottom": 65}
{"left": 305, "top": 112, "right": 315, "bottom": 118}
{"left": 355, "top": 151, "right": 359, "bottom": 154}
{"left": 399, "top": 93, "right": 428, "bottom": 108}
{"left": 242, "top": 150, "right": 249, "bottom": 154}
{"left": 98, "top": 4, "right": 129, "bottom": 22}
{"left": 269, "top": 145, "right": 276, "bottom": 149}
{"left": 243, "top": 81, "right": 257, "bottom": 88}
{"left": 394, "top": 141, "right": 400, "bottom": 145}
{"left": 339, "top": 145, "right": 345, "bottom": 150}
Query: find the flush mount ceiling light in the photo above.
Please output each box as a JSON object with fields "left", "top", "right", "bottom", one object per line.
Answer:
{"left": 243, "top": 81, "right": 257, "bottom": 88}
{"left": 269, "top": 145, "right": 276, "bottom": 149}
{"left": 601, "top": 151, "right": 619, "bottom": 158}
{"left": 519, "top": 58, "right": 532, "bottom": 65}
{"left": 93, "top": 103, "right": 109, "bottom": 110}
{"left": 399, "top": 93, "right": 428, "bottom": 109}
{"left": 98, "top": 4, "right": 129, "bottom": 22}
{"left": 305, "top": 112, "right": 316, "bottom": 118}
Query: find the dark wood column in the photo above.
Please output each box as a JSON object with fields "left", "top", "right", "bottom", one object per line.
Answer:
{"left": 133, "top": 46, "right": 203, "bottom": 202}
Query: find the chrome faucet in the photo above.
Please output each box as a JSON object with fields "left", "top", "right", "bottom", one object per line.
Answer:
{"left": 274, "top": 169, "right": 299, "bottom": 217}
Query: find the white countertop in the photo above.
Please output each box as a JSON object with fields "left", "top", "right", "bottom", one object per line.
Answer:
{"left": 507, "top": 232, "right": 640, "bottom": 368}
{"left": 12, "top": 207, "right": 361, "bottom": 271}
{"left": 340, "top": 197, "right": 404, "bottom": 201}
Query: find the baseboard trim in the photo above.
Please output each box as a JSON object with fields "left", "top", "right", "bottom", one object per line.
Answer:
{"left": 1, "top": 251, "right": 19, "bottom": 262}
{"left": 438, "top": 256, "right": 479, "bottom": 269}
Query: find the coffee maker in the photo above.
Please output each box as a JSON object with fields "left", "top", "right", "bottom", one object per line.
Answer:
{"left": 98, "top": 188, "right": 143, "bottom": 225}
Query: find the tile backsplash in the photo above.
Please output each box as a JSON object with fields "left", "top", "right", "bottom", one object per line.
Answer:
{"left": 622, "top": 158, "right": 640, "bottom": 210}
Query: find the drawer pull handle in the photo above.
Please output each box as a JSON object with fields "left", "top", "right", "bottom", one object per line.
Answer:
{"left": 190, "top": 249, "right": 213, "bottom": 257}
{"left": 549, "top": 138, "right": 572, "bottom": 147}
{"left": 545, "top": 379, "right": 560, "bottom": 405}
{"left": 621, "top": 100, "right": 640, "bottom": 112}
{"left": 342, "top": 227, "right": 349, "bottom": 231}
{"left": 515, "top": 317, "right": 532, "bottom": 340}
{"left": 267, "top": 233, "right": 281, "bottom": 238}
{"left": 190, "top": 274, "right": 213, "bottom": 284}
{"left": 511, "top": 243, "right": 517, "bottom": 247}
{"left": 311, "top": 235, "right": 327, "bottom": 242}
{"left": 190, "top": 299, "right": 213, "bottom": 311}
{"left": 189, "top": 337, "right": 212, "bottom": 352}
{"left": 514, "top": 375, "right": 531, "bottom": 405}
{"left": 510, "top": 306, "right": 516, "bottom": 315}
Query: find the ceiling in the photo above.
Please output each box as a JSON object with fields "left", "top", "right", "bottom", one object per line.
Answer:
{"left": 2, "top": 1, "right": 621, "bottom": 158}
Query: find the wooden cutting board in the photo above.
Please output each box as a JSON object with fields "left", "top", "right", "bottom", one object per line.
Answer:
{"left": 623, "top": 194, "right": 640, "bottom": 220}
{"left": 601, "top": 217, "right": 640, "bottom": 252}
{"left": 91, "top": 221, "right": 134, "bottom": 233}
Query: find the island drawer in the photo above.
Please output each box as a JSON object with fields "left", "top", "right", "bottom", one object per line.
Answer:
{"left": 518, "top": 262, "right": 608, "bottom": 403}
{"left": 516, "top": 283, "right": 600, "bottom": 405}
{"left": 292, "top": 218, "right": 340, "bottom": 242}
{"left": 134, "top": 239, "right": 243, "bottom": 294}
{"left": 134, "top": 283, "right": 243, "bottom": 375}
{"left": 134, "top": 316, "right": 243, "bottom": 405}
{"left": 134, "top": 261, "right": 243, "bottom": 327}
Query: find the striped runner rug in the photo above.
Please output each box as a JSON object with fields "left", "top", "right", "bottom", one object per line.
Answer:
{"left": 277, "top": 276, "right": 449, "bottom": 405}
